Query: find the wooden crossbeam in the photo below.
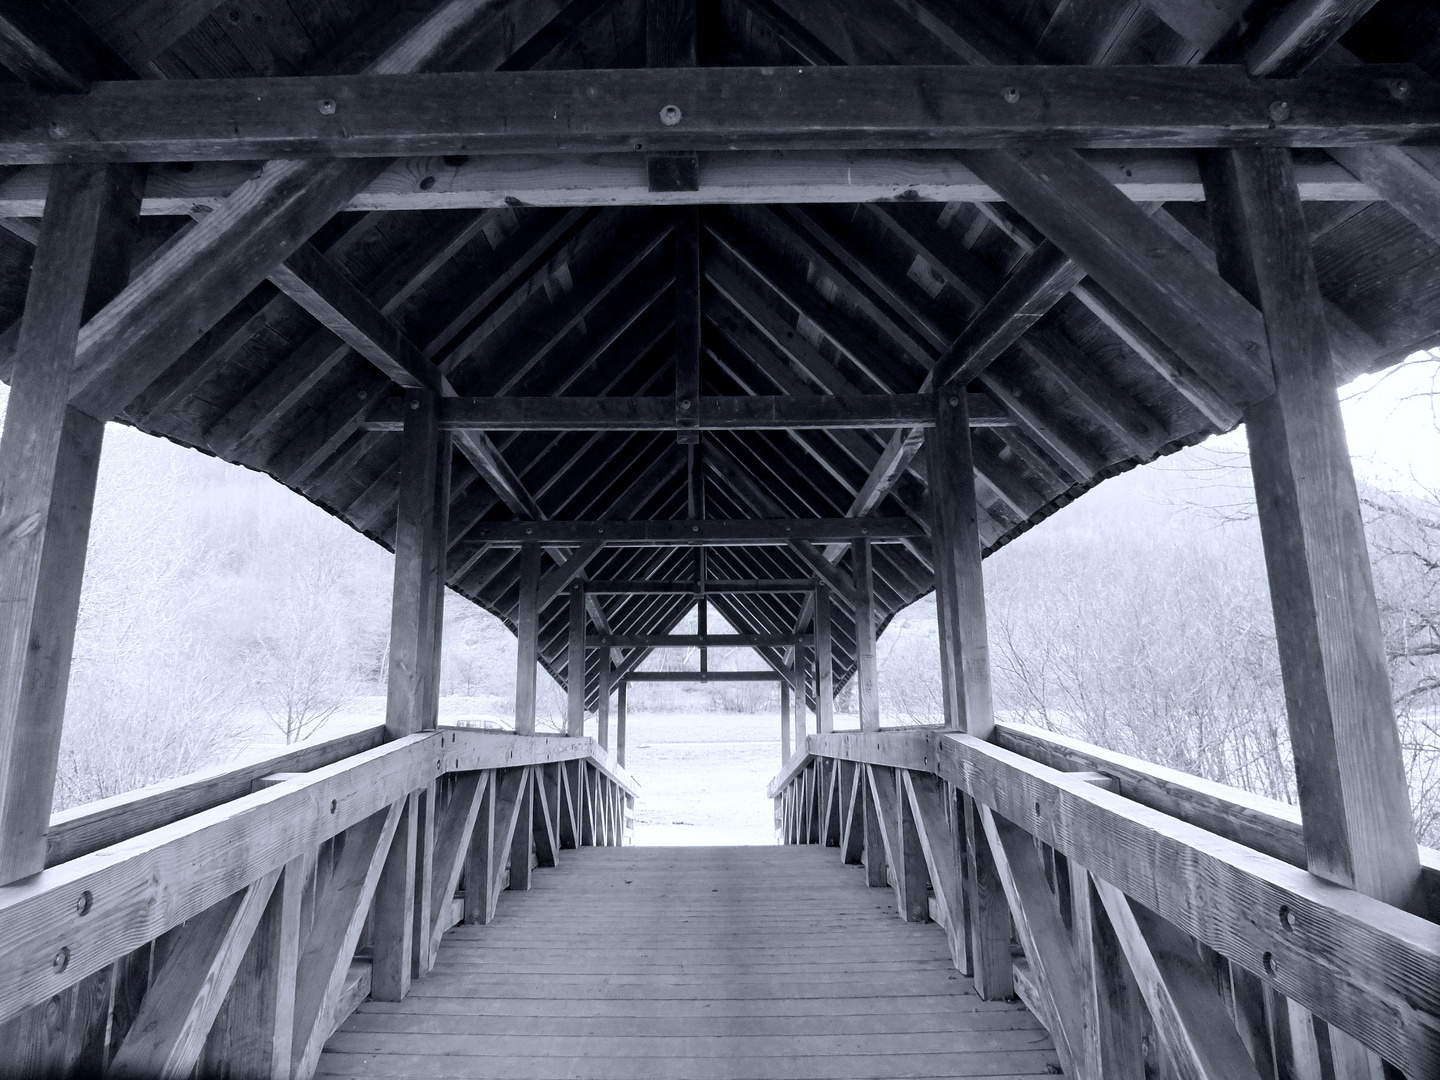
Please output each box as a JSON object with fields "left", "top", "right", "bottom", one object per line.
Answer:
{"left": 589, "top": 632, "right": 804, "bottom": 649}
{"left": 584, "top": 578, "right": 815, "bottom": 594}
{"left": 4, "top": 65, "right": 1436, "bottom": 164}
{"left": 364, "top": 392, "right": 1008, "bottom": 431}
{"left": 0, "top": 152, "right": 1377, "bottom": 217}
{"left": 464, "top": 517, "right": 924, "bottom": 546}
{"left": 622, "top": 670, "right": 782, "bottom": 682}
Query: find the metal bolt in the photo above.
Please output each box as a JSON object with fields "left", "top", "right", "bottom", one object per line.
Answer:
{"left": 679, "top": 399, "right": 692, "bottom": 411}
{"left": 692, "top": 524, "right": 700, "bottom": 532}
{"left": 1390, "top": 78, "right": 1412, "bottom": 101}
{"left": 1279, "top": 905, "right": 1296, "bottom": 931}
{"left": 1268, "top": 100, "right": 1290, "bottom": 123}
{"left": 659, "top": 104, "right": 683, "bottom": 126}
{"left": 75, "top": 891, "right": 92, "bottom": 917}
{"left": 1002, "top": 86, "right": 1021, "bottom": 104}
{"left": 318, "top": 99, "right": 337, "bottom": 115}
{"left": 419, "top": 175, "right": 436, "bottom": 191}
{"left": 1262, "top": 951, "right": 1277, "bottom": 975}
{"left": 52, "top": 947, "right": 69, "bottom": 973}
{"left": 47, "top": 121, "right": 69, "bottom": 140}
{"left": 409, "top": 399, "right": 420, "bottom": 410}
{"left": 948, "top": 396, "right": 960, "bottom": 407}
{"left": 357, "top": 390, "right": 367, "bottom": 400}
{"left": 329, "top": 799, "right": 337, "bottom": 813}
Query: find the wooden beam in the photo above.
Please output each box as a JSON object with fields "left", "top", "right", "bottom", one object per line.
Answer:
{"left": 365, "top": 392, "right": 1007, "bottom": 431}
{"left": 929, "top": 394, "right": 995, "bottom": 737}
{"left": 1237, "top": 0, "right": 1381, "bottom": 78}
{"left": 674, "top": 206, "right": 700, "bottom": 442}
{"left": 589, "top": 632, "right": 805, "bottom": 649}
{"left": 813, "top": 584, "right": 834, "bottom": 734}
{"left": 963, "top": 146, "right": 1273, "bottom": 409}
{"left": 1205, "top": 147, "right": 1425, "bottom": 916}
{"left": 0, "top": 162, "right": 143, "bottom": 884}
{"left": 584, "top": 577, "right": 815, "bottom": 594}
{"left": 566, "top": 584, "right": 586, "bottom": 738}
{"left": 901, "top": 770, "right": 968, "bottom": 972}
{"left": 384, "top": 390, "right": 444, "bottom": 737}
{"left": 0, "top": 151, "right": 1375, "bottom": 220}
{"left": 615, "top": 682, "right": 627, "bottom": 768}
{"left": 623, "top": 670, "right": 782, "bottom": 682}
{"left": 466, "top": 516, "right": 924, "bottom": 546}
{"left": 513, "top": 543, "right": 542, "bottom": 736}
{"left": 370, "top": 792, "right": 418, "bottom": 1002}
{"left": 7, "top": 65, "right": 1439, "bottom": 164}
{"left": 62, "top": 0, "right": 547, "bottom": 426}
{"left": 853, "top": 539, "right": 880, "bottom": 733}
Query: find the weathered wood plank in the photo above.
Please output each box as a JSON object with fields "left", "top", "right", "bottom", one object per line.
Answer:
{"left": 6, "top": 65, "right": 1440, "bottom": 164}
{"left": 371, "top": 792, "right": 419, "bottom": 1002}
{"left": 514, "top": 544, "right": 542, "bottom": 737}
{"left": 0, "top": 151, "right": 1377, "bottom": 217}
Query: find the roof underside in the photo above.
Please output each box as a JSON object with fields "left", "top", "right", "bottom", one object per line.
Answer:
{"left": 4, "top": 0, "right": 1440, "bottom": 705}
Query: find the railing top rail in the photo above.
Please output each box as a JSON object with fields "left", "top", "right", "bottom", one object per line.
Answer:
{"left": 1, "top": 728, "right": 633, "bottom": 1030}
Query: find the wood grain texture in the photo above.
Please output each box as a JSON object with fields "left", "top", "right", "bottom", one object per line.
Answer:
{"left": 0, "top": 161, "right": 143, "bottom": 883}
{"left": 5, "top": 65, "right": 1439, "bottom": 164}
{"left": 321, "top": 846, "right": 1058, "bottom": 1078}
{"left": 1205, "top": 146, "right": 1425, "bottom": 915}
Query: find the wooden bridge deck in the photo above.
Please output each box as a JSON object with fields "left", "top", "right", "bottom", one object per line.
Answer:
{"left": 318, "top": 846, "right": 1059, "bottom": 1080}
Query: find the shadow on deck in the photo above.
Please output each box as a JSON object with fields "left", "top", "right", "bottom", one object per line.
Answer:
{"left": 319, "top": 846, "right": 1059, "bottom": 1080}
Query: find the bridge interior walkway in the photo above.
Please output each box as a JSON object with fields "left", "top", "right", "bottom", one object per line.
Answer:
{"left": 318, "top": 846, "right": 1059, "bottom": 1079}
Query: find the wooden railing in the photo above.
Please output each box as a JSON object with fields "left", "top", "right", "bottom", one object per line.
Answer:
{"left": 0, "top": 725, "right": 638, "bottom": 1080}
{"left": 770, "top": 723, "right": 1440, "bottom": 1080}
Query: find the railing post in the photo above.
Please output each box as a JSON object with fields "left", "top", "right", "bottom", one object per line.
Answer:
{"left": 814, "top": 583, "right": 834, "bottom": 734}
{"left": 1205, "top": 149, "right": 1424, "bottom": 916}
{"left": 853, "top": 539, "right": 880, "bottom": 732}
{"left": 0, "top": 164, "right": 143, "bottom": 884}
{"left": 963, "top": 792, "right": 1013, "bottom": 1001}
{"left": 567, "top": 582, "right": 587, "bottom": 737}
{"left": 794, "top": 647, "right": 808, "bottom": 749}
{"left": 928, "top": 394, "right": 994, "bottom": 736}
{"left": 513, "top": 543, "right": 541, "bottom": 735}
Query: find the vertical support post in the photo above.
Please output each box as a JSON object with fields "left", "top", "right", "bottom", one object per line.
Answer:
{"left": 567, "top": 583, "right": 586, "bottom": 737}
{"left": 794, "top": 648, "right": 808, "bottom": 748}
{"left": 596, "top": 648, "right": 611, "bottom": 750}
{"left": 814, "top": 584, "right": 834, "bottom": 734}
{"left": 616, "top": 681, "right": 628, "bottom": 768}
{"left": 371, "top": 791, "right": 418, "bottom": 1001}
{"left": 780, "top": 676, "right": 792, "bottom": 763}
{"left": 513, "top": 543, "right": 541, "bottom": 735}
{"left": 929, "top": 394, "right": 994, "bottom": 736}
{"left": 411, "top": 780, "right": 436, "bottom": 980}
{"left": 386, "top": 388, "right": 442, "bottom": 738}
{"left": 509, "top": 770, "right": 534, "bottom": 892}
{"left": 964, "top": 793, "right": 1014, "bottom": 1000}
{"left": 0, "top": 164, "right": 143, "bottom": 884}
{"left": 675, "top": 204, "right": 701, "bottom": 443}
{"left": 418, "top": 439, "right": 451, "bottom": 728}
{"left": 861, "top": 765, "right": 887, "bottom": 887}
{"left": 852, "top": 539, "right": 880, "bottom": 732}
{"left": 1205, "top": 148, "right": 1424, "bottom": 915}
{"left": 463, "top": 773, "right": 496, "bottom": 925}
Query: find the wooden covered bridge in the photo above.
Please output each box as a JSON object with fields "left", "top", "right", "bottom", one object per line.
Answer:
{"left": 0, "top": 0, "right": 1439, "bottom": 1076}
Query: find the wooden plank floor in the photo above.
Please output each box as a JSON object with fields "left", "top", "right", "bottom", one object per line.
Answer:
{"left": 319, "top": 846, "right": 1061, "bottom": 1079}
